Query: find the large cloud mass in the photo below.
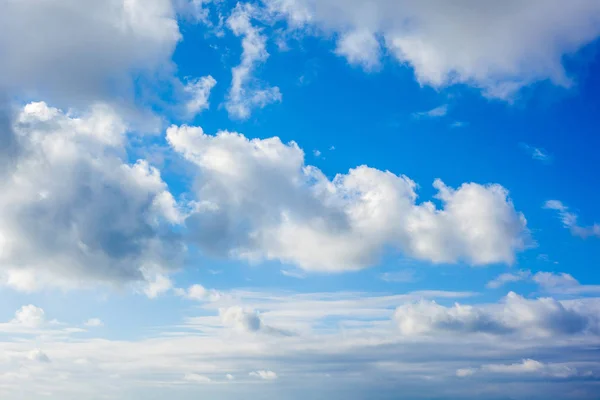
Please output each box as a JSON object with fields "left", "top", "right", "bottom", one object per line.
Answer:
{"left": 0, "top": 102, "right": 183, "bottom": 291}
{"left": 264, "top": 0, "right": 600, "bottom": 97}
{"left": 167, "top": 124, "right": 529, "bottom": 271}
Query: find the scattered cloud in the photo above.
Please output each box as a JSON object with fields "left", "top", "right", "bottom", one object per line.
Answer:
{"left": 334, "top": 30, "right": 381, "bottom": 71}
{"left": 249, "top": 370, "right": 278, "bottom": 380}
{"left": 486, "top": 270, "right": 531, "bottom": 289}
{"left": 394, "top": 292, "right": 599, "bottom": 337}
{"left": 545, "top": 200, "right": 600, "bottom": 238}
{"left": 84, "top": 318, "right": 104, "bottom": 328}
{"left": 28, "top": 349, "right": 51, "bottom": 363}
{"left": 225, "top": 3, "right": 282, "bottom": 119}
{"left": 183, "top": 75, "right": 217, "bottom": 118}
{"left": 184, "top": 373, "right": 212, "bottom": 384}
{"left": 413, "top": 104, "right": 448, "bottom": 119}
{"left": 520, "top": 143, "right": 552, "bottom": 163}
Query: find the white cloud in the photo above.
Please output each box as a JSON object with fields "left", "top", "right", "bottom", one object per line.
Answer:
{"left": 264, "top": 0, "right": 600, "bottom": 98}
{"left": 545, "top": 200, "right": 600, "bottom": 238}
{"left": 458, "top": 359, "right": 580, "bottom": 379}
{"left": 520, "top": 143, "right": 552, "bottom": 163}
{"left": 13, "top": 305, "right": 45, "bottom": 328}
{"left": 225, "top": 3, "right": 282, "bottom": 119}
{"left": 334, "top": 30, "right": 381, "bottom": 71}
{"left": 84, "top": 318, "right": 104, "bottom": 328}
{"left": 533, "top": 272, "right": 600, "bottom": 295}
{"left": 0, "top": 0, "right": 181, "bottom": 107}
{"left": 394, "top": 292, "right": 599, "bottom": 337}
{"left": 28, "top": 349, "right": 51, "bottom": 363}
{"left": 412, "top": 104, "right": 448, "bottom": 119}
{"left": 249, "top": 370, "right": 278, "bottom": 380}
{"left": 380, "top": 270, "right": 416, "bottom": 283}
{"left": 220, "top": 306, "right": 264, "bottom": 333}
{"left": 184, "top": 373, "right": 212, "bottom": 383}
{"left": 183, "top": 75, "right": 217, "bottom": 118}
{"left": 486, "top": 270, "right": 531, "bottom": 289}
{"left": 176, "top": 284, "right": 223, "bottom": 302}
{"left": 0, "top": 102, "right": 184, "bottom": 292}
{"left": 167, "top": 124, "right": 530, "bottom": 272}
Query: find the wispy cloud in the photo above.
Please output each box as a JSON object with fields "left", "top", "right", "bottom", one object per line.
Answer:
{"left": 380, "top": 270, "right": 417, "bottom": 283}
{"left": 520, "top": 143, "right": 552, "bottom": 163}
{"left": 412, "top": 104, "right": 448, "bottom": 119}
{"left": 545, "top": 200, "right": 599, "bottom": 238}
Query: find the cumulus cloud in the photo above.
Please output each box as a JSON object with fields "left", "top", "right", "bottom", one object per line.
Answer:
{"left": 166, "top": 124, "right": 529, "bottom": 272}
{"left": 264, "top": 0, "right": 600, "bottom": 98}
{"left": 0, "top": 0, "right": 181, "bottom": 106}
{"left": 176, "top": 284, "right": 223, "bottom": 302}
{"left": 533, "top": 272, "right": 600, "bottom": 295}
{"left": 249, "top": 370, "right": 278, "bottom": 380}
{"left": 0, "top": 102, "right": 184, "bottom": 292}
{"left": 394, "top": 292, "right": 599, "bottom": 337}
{"left": 334, "top": 30, "right": 381, "bottom": 71}
{"left": 13, "top": 305, "right": 45, "bottom": 328}
{"left": 545, "top": 200, "right": 600, "bottom": 239}
{"left": 225, "top": 3, "right": 282, "bottom": 119}
{"left": 183, "top": 75, "right": 217, "bottom": 118}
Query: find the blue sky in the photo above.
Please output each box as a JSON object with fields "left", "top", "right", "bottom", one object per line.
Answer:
{"left": 1, "top": 1, "right": 600, "bottom": 399}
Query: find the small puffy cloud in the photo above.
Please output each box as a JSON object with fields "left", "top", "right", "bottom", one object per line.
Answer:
{"left": 176, "top": 284, "right": 222, "bottom": 302}
{"left": 28, "top": 349, "right": 51, "bottom": 363}
{"left": 533, "top": 272, "right": 600, "bottom": 295}
{"left": 220, "top": 306, "right": 263, "bottom": 333}
{"left": 84, "top": 318, "right": 104, "bottom": 328}
{"left": 183, "top": 75, "right": 217, "bottom": 118}
{"left": 249, "top": 370, "right": 278, "bottom": 380}
{"left": 13, "top": 305, "right": 45, "bottom": 328}
{"left": 226, "top": 374, "right": 235, "bottom": 380}
{"left": 486, "top": 270, "right": 531, "bottom": 289}
{"left": 264, "top": 0, "right": 600, "bottom": 98}
{"left": 545, "top": 200, "right": 600, "bottom": 239}
{"left": 225, "top": 3, "right": 282, "bottom": 119}
{"left": 394, "top": 292, "right": 599, "bottom": 337}
{"left": 0, "top": 102, "right": 184, "bottom": 292}
{"left": 167, "top": 124, "right": 530, "bottom": 272}
{"left": 143, "top": 273, "right": 174, "bottom": 299}
{"left": 413, "top": 105, "right": 448, "bottom": 119}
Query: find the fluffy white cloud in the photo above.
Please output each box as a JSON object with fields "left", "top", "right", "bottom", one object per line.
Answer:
{"left": 334, "top": 30, "right": 381, "bottom": 71}
{"left": 12, "top": 305, "right": 45, "bottom": 328}
{"left": 249, "top": 370, "right": 278, "bottom": 380}
{"left": 0, "top": 0, "right": 181, "bottom": 106}
{"left": 0, "top": 102, "right": 183, "bottom": 291}
{"left": 225, "top": 3, "right": 282, "bottom": 119}
{"left": 545, "top": 200, "right": 600, "bottom": 238}
{"left": 176, "top": 284, "right": 223, "bottom": 301}
{"left": 533, "top": 272, "right": 600, "bottom": 295}
{"left": 220, "top": 306, "right": 264, "bottom": 333}
{"left": 167, "top": 124, "right": 529, "bottom": 272}
{"left": 183, "top": 75, "right": 217, "bottom": 118}
{"left": 264, "top": 0, "right": 600, "bottom": 98}
{"left": 394, "top": 292, "right": 599, "bottom": 337}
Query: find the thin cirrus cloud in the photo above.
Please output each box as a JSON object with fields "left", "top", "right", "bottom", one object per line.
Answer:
{"left": 520, "top": 143, "right": 553, "bottom": 163}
